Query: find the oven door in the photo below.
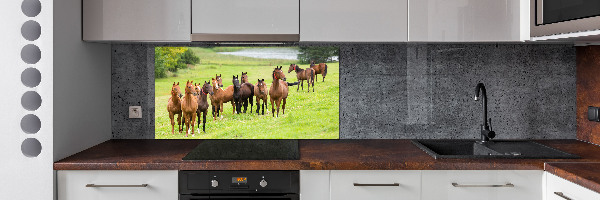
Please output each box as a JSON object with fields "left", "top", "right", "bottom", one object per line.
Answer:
{"left": 180, "top": 194, "right": 299, "bottom": 200}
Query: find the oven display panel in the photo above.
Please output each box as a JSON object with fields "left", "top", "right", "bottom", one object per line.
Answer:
{"left": 232, "top": 177, "right": 247, "bottom": 184}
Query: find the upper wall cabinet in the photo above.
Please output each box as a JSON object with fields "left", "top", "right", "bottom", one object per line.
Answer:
{"left": 409, "top": 0, "right": 529, "bottom": 42}
{"left": 83, "top": 0, "right": 191, "bottom": 42}
{"left": 191, "top": 0, "right": 300, "bottom": 41}
{"left": 300, "top": 0, "right": 408, "bottom": 42}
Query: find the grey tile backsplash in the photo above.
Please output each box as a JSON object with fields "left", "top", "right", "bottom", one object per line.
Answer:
{"left": 112, "top": 43, "right": 576, "bottom": 139}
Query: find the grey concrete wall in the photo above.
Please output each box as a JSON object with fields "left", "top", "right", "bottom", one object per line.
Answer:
{"left": 111, "top": 45, "right": 155, "bottom": 139}
{"left": 112, "top": 44, "right": 576, "bottom": 139}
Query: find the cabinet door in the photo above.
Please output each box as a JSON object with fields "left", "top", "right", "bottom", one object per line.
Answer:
{"left": 546, "top": 172, "right": 600, "bottom": 200}
{"left": 300, "top": 0, "right": 408, "bottom": 42}
{"left": 83, "top": 0, "right": 191, "bottom": 41}
{"left": 300, "top": 170, "right": 330, "bottom": 200}
{"left": 57, "top": 170, "right": 178, "bottom": 200}
{"left": 409, "top": 0, "right": 529, "bottom": 42}
{"left": 330, "top": 170, "right": 420, "bottom": 200}
{"left": 191, "top": 0, "right": 299, "bottom": 36}
{"left": 422, "top": 170, "right": 542, "bottom": 200}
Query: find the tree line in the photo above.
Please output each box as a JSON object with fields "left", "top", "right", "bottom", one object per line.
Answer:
{"left": 155, "top": 47, "right": 200, "bottom": 78}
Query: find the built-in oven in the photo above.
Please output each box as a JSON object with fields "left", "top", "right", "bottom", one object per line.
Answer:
{"left": 179, "top": 171, "right": 299, "bottom": 200}
{"left": 532, "top": 0, "right": 600, "bottom": 37}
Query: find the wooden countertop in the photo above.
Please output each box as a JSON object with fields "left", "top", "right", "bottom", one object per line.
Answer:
{"left": 545, "top": 162, "right": 600, "bottom": 194}
{"left": 54, "top": 139, "right": 600, "bottom": 171}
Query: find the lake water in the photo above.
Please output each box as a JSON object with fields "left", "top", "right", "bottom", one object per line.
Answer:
{"left": 217, "top": 48, "right": 300, "bottom": 60}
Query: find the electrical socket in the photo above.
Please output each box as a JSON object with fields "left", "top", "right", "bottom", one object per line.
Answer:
{"left": 129, "top": 106, "right": 142, "bottom": 119}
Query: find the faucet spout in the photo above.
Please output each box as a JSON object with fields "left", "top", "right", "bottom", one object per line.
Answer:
{"left": 474, "top": 83, "right": 495, "bottom": 142}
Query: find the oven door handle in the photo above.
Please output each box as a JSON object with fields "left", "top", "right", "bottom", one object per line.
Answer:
{"left": 209, "top": 196, "right": 297, "bottom": 199}
{"left": 180, "top": 195, "right": 299, "bottom": 200}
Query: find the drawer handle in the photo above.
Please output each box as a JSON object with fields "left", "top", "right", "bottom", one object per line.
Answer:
{"left": 554, "top": 192, "right": 573, "bottom": 200}
{"left": 353, "top": 183, "right": 400, "bottom": 187}
{"left": 451, "top": 183, "right": 514, "bottom": 188}
{"left": 86, "top": 184, "right": 149, "bottom": 188}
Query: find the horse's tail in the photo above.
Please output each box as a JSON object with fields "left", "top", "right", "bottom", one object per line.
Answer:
{"left": 323, "top": 64, "right": 328, "bottom": 77}
{"left": 287, "top": 82, "right": 299, "bottom": 86}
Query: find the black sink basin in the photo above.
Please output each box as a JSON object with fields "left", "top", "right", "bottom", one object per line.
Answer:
{"left": 412, "top": 140, "right": 579, "bottom": 159}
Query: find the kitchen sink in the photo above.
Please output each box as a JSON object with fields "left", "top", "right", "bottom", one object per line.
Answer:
{"left": 412, "top": 140, "right": 579, "bottom": 159}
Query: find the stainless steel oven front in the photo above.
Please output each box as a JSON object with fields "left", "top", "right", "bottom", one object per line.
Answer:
{"left": 179, "top": 171, "right": 299, "bottom": 200}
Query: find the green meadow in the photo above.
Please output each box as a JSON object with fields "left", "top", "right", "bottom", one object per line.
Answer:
{"left": 154, "top": 47, "right": 339, "bottom": 139}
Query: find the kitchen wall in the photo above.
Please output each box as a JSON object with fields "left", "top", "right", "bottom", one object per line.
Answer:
{"left": 576, "top": 46, "right": 600, "bottom": 145}
{"left": 112, "top": 44, "right": 576, "bottom": 139}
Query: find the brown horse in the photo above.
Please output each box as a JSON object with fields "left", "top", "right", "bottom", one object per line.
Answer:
{"left": 254, "top": 79, "right": 268, "bottom": 115}
{"left": 167, "top": 82, "right": 183, "bottom": 135}
{"left": 241, "top": 72, "right": 249, "bottom": 84}
{"left": 195, "top": 81, "right": 212, "bottom": 133}
{"left": 181, "top": 80, "right": 198, "bottom": 137}
{"left": 288, "top": 64, "right": 315, "bottom": 92}
{"left": 210, "top": 75, "right": 235, "bottom": 119}
{"left": 269, "top": 66, "right": 298, "bottom": 117}
{"left": 310, "top": 61, "right": 328, "bottom": 82}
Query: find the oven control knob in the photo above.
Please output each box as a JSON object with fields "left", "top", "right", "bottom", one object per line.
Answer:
{"left": 259, "top": 179, "right": 267, "bottom": 187}
{"left": 211, "top": 180, "right": 219, "bottom": 188}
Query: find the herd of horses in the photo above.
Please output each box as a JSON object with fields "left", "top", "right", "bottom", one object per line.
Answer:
{"left": 166, "top": 62, "right": 329, "bottom": 137}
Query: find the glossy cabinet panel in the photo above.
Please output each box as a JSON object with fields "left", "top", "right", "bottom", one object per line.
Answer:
{"left": 83, "top": 0, "right": 191, "bottom": 41}
{"left": 330, "top": 170, "right": 420, "bottom": 200}
{"left": 192, "top": 0, "right": 299, "bottom": 35}
{"left": 300, "top": 170, "right": 330, "bottom": 200}
{"left": 409, "top": 0, "right": 529, "bottom": 41}
{"left": 300, "top": 0, "right": 408, "bottom": 42}
{"left": 57, "top": 170, "right": 178, "bottom": 200}
{"left": 422, "top": 170, "right": 542, "bottom": 200}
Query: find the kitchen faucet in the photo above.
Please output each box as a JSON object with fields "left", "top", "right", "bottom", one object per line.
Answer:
{"left": 474, "top": 83, "right": 495, "bottom": 143}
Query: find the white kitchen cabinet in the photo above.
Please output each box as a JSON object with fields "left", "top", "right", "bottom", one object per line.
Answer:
{"left": 83, "top": 0, "right": 191, "bottom": 41}
{"left": 300, "top": 170, "right": 330, "bottom": 200}
{"left": 300, "top": 0, "right": 408, "bottom": 42}
{"left": 191, "top": 0, "right": 299, "bottom": 41}
{"left": 409, "top": 0, "right": 529, "bottom": 42}
{"left": 545, "top": 172, "right": 600, "bottom": 200}
{"left": 422, "top": 170, "right": 543, "bottom": 200}
{"left": 57, "top": 170, "right": 178, "bottom": 200}
{"left": 330, "top": 170, "right": 421, "bottom": 200}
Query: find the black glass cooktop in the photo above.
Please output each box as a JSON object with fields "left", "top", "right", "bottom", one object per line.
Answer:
{"left": 182, "top": 140, "right": 300, "bottom": 160}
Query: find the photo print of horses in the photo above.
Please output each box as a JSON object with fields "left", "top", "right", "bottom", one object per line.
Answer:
{"left": 154, "top": 46, "right": 340, "bottom": 139}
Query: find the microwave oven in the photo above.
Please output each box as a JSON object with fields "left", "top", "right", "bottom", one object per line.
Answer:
{"left": 531, "top": 0, "right": 600, "bottom": 38}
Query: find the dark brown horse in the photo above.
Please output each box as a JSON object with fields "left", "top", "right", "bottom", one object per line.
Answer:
{"left": 269, "top": 66, "right": 298, "bottom": 117}
{"left": 232, "top": 75, "right": 254, "bottom": 114}
{"left": 195, "top": 81, "right": 212, "bottom": 133}
{"left": 181, "top": 80, "right": 198, "bottom": 137}
{"left": 254, "top": 79, "right": 268, "bottom": 115}
{"left": 167, "top": 82, "right": 182, "bottom": 134}
{"left": 310, "top": 61, "right": 328, "bottom": 82}
{"left": 288, "top": 64, "right": 315, "bottom": 92}
{"left": 210, "top": 74, "right": 235, "bottom": 119}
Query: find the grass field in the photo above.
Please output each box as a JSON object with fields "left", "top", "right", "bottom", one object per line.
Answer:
{"left": 155, "top": 47, "right": 339, "bottom": 139}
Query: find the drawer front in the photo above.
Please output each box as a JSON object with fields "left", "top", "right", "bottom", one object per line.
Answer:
{"left": 57, "top": 170, "right": 178, "bottom": 200}
{"left": 546, "top": 172, "right": 600, "bottom": 200}
{"left": 330, "top": 170, "right": 421, "bottom": 200}
{"left": 422, "top": 170, "right": 542, "bottom": 200}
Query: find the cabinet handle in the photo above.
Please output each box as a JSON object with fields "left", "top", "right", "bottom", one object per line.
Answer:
{"left": 554, "top": 192, "right": 573, "bottom": 200}
{"left": 86, "top": 184, "right": 149, "bottom": 188}
{"left": 451, "top": 183, "right": 514, "bottom": 188}
{"left": 353, "top": 183, "right": 400, "bottom": 186}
